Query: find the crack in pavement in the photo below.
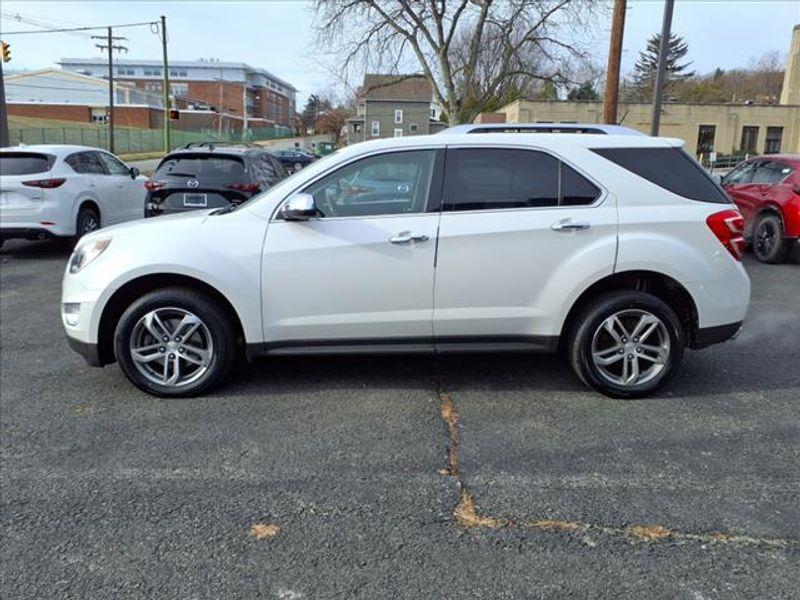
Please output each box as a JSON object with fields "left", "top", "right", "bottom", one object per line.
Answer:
{"left": 433, "top": 361, "right": 800, "bottom": 550}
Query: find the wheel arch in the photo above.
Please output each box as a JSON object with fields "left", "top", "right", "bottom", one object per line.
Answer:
{"left": 76, "top": 197, "right": 102, "bottom": 226}
{"left": 560, "top": 270, "right": 700, "bottom": 349}
{"left": 96, "top": 273, "right": 246, "bottom": 365}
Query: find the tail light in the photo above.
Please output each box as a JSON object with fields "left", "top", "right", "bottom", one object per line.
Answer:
{"left": 22, "top": 178, "right": 66, "bottom": 188}
{"left": 226, "top": 182, "right": 260, "bottom": 193}
{"left": 144, "top": 180, "right": 166, "bottom": 191}
{"left": 706, "top": 209, "right": 745, "bottom": 260}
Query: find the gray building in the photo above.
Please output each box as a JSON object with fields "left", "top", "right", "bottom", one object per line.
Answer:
{"left": 346, "top": 74, "right": 445, "bottom": 144}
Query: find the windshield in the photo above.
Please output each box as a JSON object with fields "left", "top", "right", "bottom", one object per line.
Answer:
{"left": 156, "top": 154, "right": 245, "bottom": 181}
{"left": 0, "top": 152, "right": 54, "bottom": 176}
{"left": 217, "top": 149, "right": 342, "bottom": 213}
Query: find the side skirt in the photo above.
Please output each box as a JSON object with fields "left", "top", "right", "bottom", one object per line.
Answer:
{"left": 245, "top": 335, "right": 559, "bottom": 360}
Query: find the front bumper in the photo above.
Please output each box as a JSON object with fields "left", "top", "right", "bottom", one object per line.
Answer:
{"left": 66, "top": 336, "right": 104, "bottom": 367}
{"left": 0, "top": 226, "right": 62, "bottom": 241}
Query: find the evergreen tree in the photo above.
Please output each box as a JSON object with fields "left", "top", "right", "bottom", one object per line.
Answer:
{"left": 567, "top": 81, "right": 599, "bottom": 101}
{"left": 631, "top": 33, "right": 694, "bottom": 100}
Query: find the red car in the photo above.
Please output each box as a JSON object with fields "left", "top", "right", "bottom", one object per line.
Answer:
{"left": 721, "top": 155, "right": 800, "bottom": 263}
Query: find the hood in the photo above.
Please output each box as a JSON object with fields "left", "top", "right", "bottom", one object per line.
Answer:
{"left": 79, "top": 209, "right": 216, "bottom": 244}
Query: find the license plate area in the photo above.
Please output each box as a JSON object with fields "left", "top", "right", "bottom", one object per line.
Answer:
{"left": 183, "top": 193, "right": 208, "bottom": 207}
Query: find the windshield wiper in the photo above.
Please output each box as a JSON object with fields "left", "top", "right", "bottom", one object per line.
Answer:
{"left": 211, "top": 203, "right": 238, "bottom": 215}
{"left": 166, "top": 172, "right": 196, "bottom": 178}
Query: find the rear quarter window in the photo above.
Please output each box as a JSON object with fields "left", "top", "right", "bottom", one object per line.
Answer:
{"left": 592, "top": 147, "right": 730, "bottom": 204}
{"left": 0, "top": 152, "right": 55, "bottom": 175}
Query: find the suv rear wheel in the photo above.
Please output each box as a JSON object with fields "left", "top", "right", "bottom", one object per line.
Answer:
{"left": 114, "top": 287, "right": 237, "bottom": 397}
{"left": 76, "top": 206, "right": 100, "bottom": 238}
{"left": 568, "top": 291, "right": 685, "bottom": 399}
{"left": 752, "top": 213, "right": 788, "bottom": 264}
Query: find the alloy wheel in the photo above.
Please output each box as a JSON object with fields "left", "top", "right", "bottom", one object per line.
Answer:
{"left": 129, "top": 307, "right": 213, "bottom": 387}
{"left": 82, "top": 215, "right": 99, "bottom": 233}
{"left": 754, "top": 220, "right": 776, "bottom": 259}
{"left": 590, "top": 309, "right": 671, "bottom": 387}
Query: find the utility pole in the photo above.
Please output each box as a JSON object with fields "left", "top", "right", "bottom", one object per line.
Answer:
{"left": 0, "top": 56, "right": 9, "bottom": 147}
{"left": 160, "top": 15, "right": 171, "bottom": 152}
{"left": 92, "top": 28, "right": 127, "bottom": 153}
{"left": 650, "top": 0, "right": 674, "bottom": 136}
{"left": 242, "top": 82, "right": 248, "bottom": 141}
{"left": 603, "top": 0, "right": 627, "bottom": 124}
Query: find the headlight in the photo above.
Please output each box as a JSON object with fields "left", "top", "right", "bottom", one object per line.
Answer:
{"left": 69, "top": 238, "right": 112, "bottom": 274}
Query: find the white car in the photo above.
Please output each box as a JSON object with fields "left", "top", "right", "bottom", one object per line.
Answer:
{"left": 0, "top": 145, "right": 146, "bottom": 246}
{"left": 62, "top": 133, "right": 750, "bottom": 399}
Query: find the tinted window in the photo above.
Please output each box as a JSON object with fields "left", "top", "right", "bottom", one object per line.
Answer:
{"left": 592, "top": 147, "right": 730, "bottom": 204}
{"left": 66, "top": 152, "right": 106, "bottom": 175}
{"left": 155, "top": 154, "right": 245, "bottom": 181}
{"left": 97, "top": 152, "right": 130, "bottom": 176}
{"left": 561, "top": 163, "right": 601, "bottom": 206}
{"left": 0, "top": 152, "right": 53, "bottom": 175}
{"left": 445, "top": 149, "right": 559, "bottom": 211}
{"left": 303, "top": 150, "right": 435, "bottom": 218}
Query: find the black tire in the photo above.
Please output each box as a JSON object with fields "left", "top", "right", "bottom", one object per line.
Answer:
{"left": 568, "top": 291, "right": 685, "bottom": 399}
{"left": 114, "top": 287, "right": 237, "bottom": 397}
{"left": 75, "top": 206, "right": 101, "bottom": 240}
{"left": 752, "top": 213, "right": 788, "bottom": 264}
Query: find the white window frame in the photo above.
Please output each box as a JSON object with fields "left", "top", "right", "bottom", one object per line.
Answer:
{"left": 409, "top": 123, "right": 419, "bottom": 132}
{"left": 394, "top": 109, "right": 403, "bottom": 124}
{"left": 371, "top": 121, "right": 380, "bottom": 137}
{"left": 393, "top": 128, "right": 403, "bottom": 138}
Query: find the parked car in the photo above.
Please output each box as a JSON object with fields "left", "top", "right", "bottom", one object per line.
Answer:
{"left": 63, "top": 133, "right": 749, "bottom": 399}
{"left": 720, "top": 155, "right": 800, "bottom": 263}
{"left": 274, "top": 149, "right": 315, "bottom": 173}
{"left": 145, "top": 143, "right": 286, "bottom": 217}
{"left": 0, "top": 145, "right": 145, "bottom": 247}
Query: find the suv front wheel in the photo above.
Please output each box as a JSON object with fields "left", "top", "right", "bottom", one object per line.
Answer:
{"left": 114, "top": 288, "right": 237, "bottom": 397}
{"left": 568, "top": 291, "right": 685, "bottom": 399}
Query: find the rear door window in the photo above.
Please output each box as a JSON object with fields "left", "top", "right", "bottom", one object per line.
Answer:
{"left": 592, "top": 147, "right": 730, "bottom": 204}
{"left": 66, "top": 152, "right": 107, "bottom": 175}
{"left": 443, "top": 148, "right": 600, "bottom": 211}
{"left": 155, "top": 154, "right": 246, "bottom": 182}
{"left": 444, "top": 148, "right": 559, "bottom": 211}
{"left": 0, "top": 152, "right": 54, "bottom": 175}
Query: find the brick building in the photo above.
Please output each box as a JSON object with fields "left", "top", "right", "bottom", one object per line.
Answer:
{"left": 59, "top": 57, "right": 297, "bottom": 128}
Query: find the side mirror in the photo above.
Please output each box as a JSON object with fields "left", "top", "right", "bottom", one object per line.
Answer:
{"left": 129, "top": 166, "right": 140, "bottom": 179}
{"left": 281, "top": 193, "right": 317, "bottom": 221}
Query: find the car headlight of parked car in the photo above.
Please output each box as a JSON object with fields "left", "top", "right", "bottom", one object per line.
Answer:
{"left": 69, "top": 238, "right": 112, "bottom": 274}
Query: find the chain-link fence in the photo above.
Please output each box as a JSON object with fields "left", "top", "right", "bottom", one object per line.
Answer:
{"left": 6, "top": 125, "right": 294, "bottom": 155}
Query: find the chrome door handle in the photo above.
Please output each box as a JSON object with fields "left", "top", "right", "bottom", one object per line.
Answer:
{"left": 551, "top": 219, "right": 591, "bottom": 232}
{"left": 389, "top": 231, "right": 429, "bottom": 244}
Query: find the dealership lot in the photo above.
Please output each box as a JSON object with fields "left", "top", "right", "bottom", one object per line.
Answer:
{"left": 1, "top": 240, "right": 798, "bottom": 598}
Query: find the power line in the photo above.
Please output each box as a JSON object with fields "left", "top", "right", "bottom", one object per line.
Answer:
{"left": 1, "top": 20, "right": 159, "bottom": 36}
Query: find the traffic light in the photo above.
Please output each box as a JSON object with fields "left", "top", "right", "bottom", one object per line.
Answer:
{"left": 169, "top": 108, "right": 180, "bottom": 120}
{"left": 1, "top": 41, "right": 10, "bottom": 63}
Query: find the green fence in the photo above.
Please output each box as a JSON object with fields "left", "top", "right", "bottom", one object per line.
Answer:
{"left": 7, "top": 125, "right": 294, "bottom": 154}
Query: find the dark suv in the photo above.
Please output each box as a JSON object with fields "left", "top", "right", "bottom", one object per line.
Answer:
{"left": 145, "top": 143, "right": 287, "bottom": 217}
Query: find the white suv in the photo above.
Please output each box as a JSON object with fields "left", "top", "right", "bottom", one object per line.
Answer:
{"left": 61, "top": 133, "right": 750, "bottom": 398}
{"left": 1, "top": 145, "right": 146, "bottom": 246}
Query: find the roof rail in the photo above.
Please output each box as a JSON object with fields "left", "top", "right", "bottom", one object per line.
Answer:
{"left": 183, "top": 141, "right": 261, "bottom": 149}
{"left": 439, "top": 123, "right": 645, "bottom": 136}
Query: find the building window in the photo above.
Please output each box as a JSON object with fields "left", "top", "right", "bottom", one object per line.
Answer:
{"left": 393, "top": 128, "right": 403, "bottom": 137}
{"left": 169, "top": 69, "right": 188, "bottom": 77}
{"left": 145, "top": 82, "right": 162, "bottom": 92}
{"left": 764, "top": 127, "right": 783, "bottom": 154}
{"left": 740, "top": 126, "right": 759, "bottom": 155}
{"left": 409, "top": 123, "right": 419, "bottom": 132}
{"left": 117, "top": 68, "right": 135, "bottom": 76}
{"left": 371, "top": 121, "right": 380, "bottom": 137}
{"left": 143, "top": 68, "right": 161, "bottom": 77}
{"left": 171, "top": 82, "right": 189, "bottom": 96}
{"left": 696, "top": 125, "right": 716, "bottom": 156}
{"left": 394, "top": 109, "right": 403, "bottom": 124}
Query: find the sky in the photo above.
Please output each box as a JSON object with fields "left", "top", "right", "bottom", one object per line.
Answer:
{"left": 2, "top": 0, "right": 800, "bottom": 106}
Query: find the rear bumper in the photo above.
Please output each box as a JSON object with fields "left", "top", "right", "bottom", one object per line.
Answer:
{"left": 691, "top": 321, "right": 743, "bottom": 349}
{"left": 0, "top": 226, "right": 62, "bottom": 241}
{"left": 66, "top": 336, "right": 104, "bottom": 367}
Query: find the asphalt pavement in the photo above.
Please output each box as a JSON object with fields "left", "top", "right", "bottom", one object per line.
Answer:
{"left": 1, "top": 239, "right": 798, "bottom": 599}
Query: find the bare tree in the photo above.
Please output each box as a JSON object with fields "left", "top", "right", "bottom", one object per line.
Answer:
{"left": 313, "top": 0, "right": 601, "bottom": 125}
